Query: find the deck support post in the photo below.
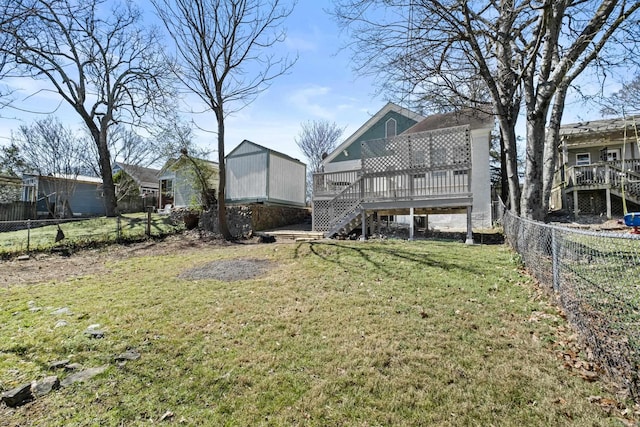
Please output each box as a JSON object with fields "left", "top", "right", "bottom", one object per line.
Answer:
{"left": 465, "top": 206, "right": 474, "bottom": 245}
{"left": 573, "top": 190, "right": 579, "bottom": 217}
{"left": 606, "top": 188, "right": 612, "bottom": 219}
{"left": 409, "top": 207, "right": 415, "bottom": 240}
{"left": 360, "top": 208, "right": 367, "bottom": 241}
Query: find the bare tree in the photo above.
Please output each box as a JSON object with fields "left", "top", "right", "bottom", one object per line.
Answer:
{"left": 0, "top": 0, "right": 175, "bottom": 216}
{"left": 295, "top": 120, "right": 345, "bottom": 200}
{"left": 152, "top": 0, "right": 296, "bottom": 239}
{"left": 334, "top": 1, "right": 640, "bottom": 220}
{"left": 601, "top": 74, "right": 640, "bottom": 116}
{"left": 11, "top": 116, "right": 84, "bottom": 217}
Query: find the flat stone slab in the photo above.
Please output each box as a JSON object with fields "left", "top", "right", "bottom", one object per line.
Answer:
{"left": 115, "top": 350, "right": 140, "bottom": 362}
{"left": 49, "top": 359, "right": 70, "bottom": 370}
{"left": 84, "top": 330, "right": 105, "bottom": 339}
{"left": 1, "top": 383, "right": 33, "bottom": 407}
{"left": 31, "top": 376, "right": 60, "bottom": 397}
{"left": 60, "top": 366, "right": 108, "bottom": 388}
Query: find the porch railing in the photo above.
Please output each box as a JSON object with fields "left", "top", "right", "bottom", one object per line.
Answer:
{"left": 564, "top": 161, "right": 640, "bottom": 202}
{"left": 312, "top": 169, "right": 361, "bottom": 197}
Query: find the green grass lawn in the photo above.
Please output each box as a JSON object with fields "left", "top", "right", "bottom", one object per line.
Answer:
{"left": 0, "top": 213, "right": 182, "bottom": 257}
{"left": 0, "top": 239, "right": 632, "bottom": 426}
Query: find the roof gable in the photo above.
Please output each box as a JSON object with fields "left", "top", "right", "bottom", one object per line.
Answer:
{"left": 113, "top": 162, "right": 160, "bottom": 188}
{"left": 323, "top": 102, "right": 425, "bottom": 165}
{"left": 227, "top": 140, "right": 305, "bottom": 165}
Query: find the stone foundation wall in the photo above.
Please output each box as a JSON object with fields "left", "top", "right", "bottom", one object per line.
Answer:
{"left": 198, "top": 204, "right": 310, "bottom": 238}
{"left": 249, "top": 204, "right": 310, "bottom": 231}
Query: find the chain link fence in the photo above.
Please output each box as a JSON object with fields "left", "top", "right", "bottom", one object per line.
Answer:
{"left": 501, "top": 205, "right": 640, "bottom": 399}
{"left": 0, "top": 212, "right": 182, "bottom": 257}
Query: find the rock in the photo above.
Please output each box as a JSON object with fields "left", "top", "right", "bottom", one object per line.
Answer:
{"left": 49, "top": 360, "right": 70, "bottom": 370}
{"left": 1, "top": 383, "right": 33, "bottom": 407}
{"left": 64, "top": 363, "right": 82, "bottom": 371}
{"left": 84, "top": 329, "right": 105, "bottom": 339}
{"left": 256, "top": 233, "right": 276, "bottom": 243}
{"left": 51, "top": 307, "right": 72, "bottom": 316}
{"left": 54, "top": 320, "right": 68, "bottom": 328}
{"left": 17, "top": 254, "right": 30, "bottom": 261}
{"left": 60, "top": 366, "right": 108, "bottom": 388}
{"left": 31, "top": 376, "right": 60, "bottom": 397}
{"left": 86, "top": 324, "right": 100, "bottom": 330}
{"left": 115, "top": 349, "right": 141, "bottom": 362}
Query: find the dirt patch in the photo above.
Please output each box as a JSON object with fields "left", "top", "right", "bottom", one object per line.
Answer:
{"left": 0, "top": 232, "right": 231, "bottom": 287}
{"left": 178, "top": 258, "right": 274, "bottom": 282}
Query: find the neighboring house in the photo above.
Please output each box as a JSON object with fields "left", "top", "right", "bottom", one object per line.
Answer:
{"left": 112, "top": 162, "right": 160, "bottom": 197}
{"left": 22, "top": 174, "right": 106, "bottom": 218}
{"left": 0, "top": 173, "right": 34, "bottom": 221}
{"left": 158, "top": 154, "right": 219, "bottom": 209}
{"left": 551, "top": 115, "right": 640, "bottom": 218}
{"left": 312, "top": 105, "right": 494, "bottom": 240}
{"left": 226, "top": 140, "right": 307, "bottom": 207}
{"left": 112, "top": 162, "right": 160, "bottom": 212}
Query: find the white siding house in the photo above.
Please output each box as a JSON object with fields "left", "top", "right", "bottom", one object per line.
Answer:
{"left": 226, "top": 140, "right": 306, "bottom": 207}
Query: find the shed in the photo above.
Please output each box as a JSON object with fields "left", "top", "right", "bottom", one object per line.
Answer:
{"left": 226, "top": 140, "right": 306, "bottom": 207}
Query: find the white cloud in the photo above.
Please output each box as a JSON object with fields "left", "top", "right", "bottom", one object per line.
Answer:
{"left": 284, "top": 35, "right": 317, "bottom": 52}
{"left": 287, "top": 85, "right": 336, "bottom": 120}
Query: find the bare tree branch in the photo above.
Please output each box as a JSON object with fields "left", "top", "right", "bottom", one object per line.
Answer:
{"left": 152, "top": 0, "right": 296, "bottom": 239}
{"left": 0, "top": 0, "right": 176, "bottom": 216}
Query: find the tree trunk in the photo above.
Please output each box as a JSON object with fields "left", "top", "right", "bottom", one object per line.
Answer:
{"left": 216, "top": 112, "right": 232, "bottom": 240}
{"left": 499, "top": 128, "right": 509, "bottom": 205}
{"left": 521, "top": 113, "right": 547, "bottom": 220}
{"left": 542, "top": 85, "right": 568, "bottom": 214}
{"left": 496, "top": 114, "right": 521, "bottom": 214}
{"left": 97, "top": 126, "right": 118, "bottom": 217}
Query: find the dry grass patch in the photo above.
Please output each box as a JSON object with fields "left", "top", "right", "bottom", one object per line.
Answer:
{"left": 0, "top": 239, "right": 633, "bottom": 426}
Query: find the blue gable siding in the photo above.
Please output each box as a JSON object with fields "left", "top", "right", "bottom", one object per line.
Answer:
{"left": 329, "top": 111, "right": 419, "bottom": 164}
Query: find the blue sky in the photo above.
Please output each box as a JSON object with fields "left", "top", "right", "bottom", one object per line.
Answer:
{"left": 0, "top": 1, "right": 386, "bottom": 166}
{"left": 0, "top": 1, "right": 618, "bottom": 168}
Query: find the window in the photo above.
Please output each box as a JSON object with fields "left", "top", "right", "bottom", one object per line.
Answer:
{"left": 575, "top": 153, "right": 591, "bottom": 166}
{"left": 606, "top": 149, "right": 620, "bottom": 161}
{"left": 385, "top": 118, "right": 397, "bottom": 138}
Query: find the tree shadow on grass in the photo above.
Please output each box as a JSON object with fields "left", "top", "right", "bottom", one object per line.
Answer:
{"left": 293, "top": 240, "right": 487, "bottom": 281}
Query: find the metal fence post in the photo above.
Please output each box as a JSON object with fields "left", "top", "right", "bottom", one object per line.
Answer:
{"left": 551, "top": 228, "right": 559, "bottom": 292}
{"left": 27, "top": 219, "right": 31, "bottom": 253}
{"left": 117, "top": 216, "right": 122, "bottom": 242}
{"left": 146, "top": 207, "right": 152, "bottom": 237}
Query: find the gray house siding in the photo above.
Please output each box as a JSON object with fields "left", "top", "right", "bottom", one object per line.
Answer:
{"left": 226, "top": 140, "right": 306, "bottom": 207}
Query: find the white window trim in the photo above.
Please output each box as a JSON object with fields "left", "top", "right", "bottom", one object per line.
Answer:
{"left": 385, "top": 118, "right": 397, "bottom": 138}
{"left": 575, "top": 153, "right": 591, "bottom": 166}
{"left": 606, "top": 148, "right": 620, "bottom": 161}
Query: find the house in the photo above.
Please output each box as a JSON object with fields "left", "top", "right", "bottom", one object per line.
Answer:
{"left": 226, "top": 140, "right": 306, "bottom": 207}
{"left": 22, "top": 174, "right": 106, "bottom": 218}
{"left": 112, "top": 162, "right": 160, "bottom": 212}
{"left": 551, "top": 115, "right": 640, "bottom": 218}
{"left": 312, "top": 104, "right": 494, "bottom": 240}
{"left": 158, "top": 154, "right": 219, "bottom": 210}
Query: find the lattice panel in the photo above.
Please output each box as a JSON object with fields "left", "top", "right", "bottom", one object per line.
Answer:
{"left": 312, "top": 200, "right": 331, "bottom": 231}
{"left": 361, "top": 125, "right": 470, "bottom": 173}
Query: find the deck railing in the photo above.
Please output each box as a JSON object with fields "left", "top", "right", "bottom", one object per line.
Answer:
{"left": 361, "top": 168, "right": 470, "bottom": 201}
{"left": 312, "top": 169, "right": 360, "bottom": 197}
{"left": 565, "top": 161, "right": 640, "bottom": 198}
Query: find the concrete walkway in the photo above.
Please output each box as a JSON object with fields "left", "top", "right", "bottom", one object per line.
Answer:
{"left": 262, "top": 222, "right": 324, "bottom": 241}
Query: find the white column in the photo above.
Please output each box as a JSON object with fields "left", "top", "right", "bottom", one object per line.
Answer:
{"left": 465, "top": 206, "right": 474, "bottom": 245}
{"left": 409, "top": 207, "right": 415, "bottom": 241}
